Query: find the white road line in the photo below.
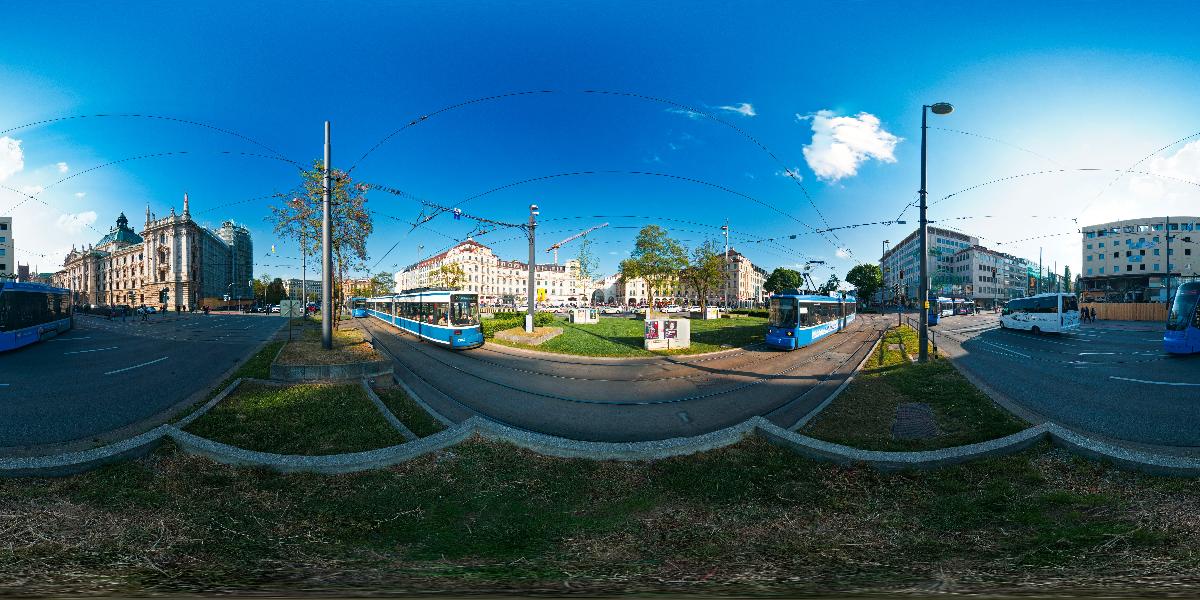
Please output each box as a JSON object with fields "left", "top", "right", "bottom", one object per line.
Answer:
{"left": 47, "top": 336, "right": 92, "bottom": 342}
{"left": 1110, "top": 376, "right": 1200, "bottom": 387}
{"left": 64, "top": 346, "right": 118, "bottom": 355}
{"left": 104, "top": 356, "right": 168, "bottom": 375}
{"left": 977, "top": 339, "right": 1032, "bottom": 358}
{"left": 0, "top": 383, "right": 10, "bottom": 387}
{"left": 1078, "top": 352, "right": 1116, "bottom": 355}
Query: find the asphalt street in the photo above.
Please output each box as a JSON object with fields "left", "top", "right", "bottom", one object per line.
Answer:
{"left": 0, "top": 312, "right": 283, "bottom": 452}
{"left": 933, "top": 313, "right": 1200, "bottom": 447}
{"left": 365, "top": 314, "right": 889, "bottom": 442}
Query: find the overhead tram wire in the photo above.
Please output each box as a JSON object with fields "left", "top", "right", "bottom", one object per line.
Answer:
{"left": 3, "top": 149, "right": 306, "bottom": 214}
{"left": 925, "top": 167, "right": 1200, "bottom": 213}
{"left": 1076, "top": 128, "right": 1200, "bottom": 219}
{"left": 929, "top": 127, "right": 1067, "bottom": 167}
{"left": 0, "top": 113, "right": 299, "bottom": 165}
{"left": 344, "top": 88, "right": 845, "bottom": 248}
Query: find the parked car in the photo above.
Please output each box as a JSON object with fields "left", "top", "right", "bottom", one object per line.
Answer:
{"left": 687, "top": 305, "right": 701, "bottom": 312}
{"left": 662, "top": 304, "right": 682, "bottom": 313}
{"left": 601, "top": 306, "right": 622, "bottom": 315}
{"left": 136, "top": 306, "right": 158, "bottom": 315}
{"left": 270, "top": 305, "right": 281, "bottom": 313}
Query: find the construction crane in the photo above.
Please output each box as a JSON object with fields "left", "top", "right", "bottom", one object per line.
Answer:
{"left": 546, "top": 223, "right": 609, "bottom": 264}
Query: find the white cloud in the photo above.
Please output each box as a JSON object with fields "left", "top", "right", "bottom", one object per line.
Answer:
{"left": 56, "top": 161, "right": 69, "bottom": 173}
{"left": 56, "top": 210, "right": 98, "bottom": 234}
{"left": 835, "top": 247, "right": 851, "bottom": 259}
{"left": 0, "top": 136, "right": 24, "bottom": 181}
{"left": 666, "top": 108, "right": 704, "bottom": 120}
{"left": 21, "top": 184, "right": 45, "bottom": 195}
{"left": 798, "top": 110, "right": 901, "bottom": 182}
{"left": 75, "top": 191, "right": 86, "bottom": 199}
{"left": 775, "top": 167, "right": 803, "bottom": 180}
{"left": 717, "top": 102, "right": 756, "bottom": 117}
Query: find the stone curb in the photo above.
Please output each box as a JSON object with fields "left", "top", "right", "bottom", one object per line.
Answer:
{"left": 361, "top": 379, "right": 418, "bottom": 442}
{"left": 7, "top": 413, "right": 1200, "bottom": 477}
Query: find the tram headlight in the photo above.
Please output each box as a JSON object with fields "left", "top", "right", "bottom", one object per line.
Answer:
{"left": 787, "top": 331, "right": 793, "bottom": 336}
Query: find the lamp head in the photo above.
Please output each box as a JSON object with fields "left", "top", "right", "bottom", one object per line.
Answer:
{"left": 930, "top": 102, "right": 954, "bottom": 115}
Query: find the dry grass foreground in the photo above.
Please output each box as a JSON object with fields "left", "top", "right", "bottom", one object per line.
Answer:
{"left": 3, "top": 438, "right": 1200, "bottom": 596}
{"left": 277, "top": 320, "right": 381, "bottom": 365}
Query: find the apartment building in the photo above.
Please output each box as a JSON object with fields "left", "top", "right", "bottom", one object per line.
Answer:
{"left": 1080, "top": 216, "right": 1200, "bottom": 302}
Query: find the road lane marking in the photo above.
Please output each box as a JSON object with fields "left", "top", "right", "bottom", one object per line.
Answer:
{"left": 104, "top": 356, "right": 168, "bottom": 375}
{"left": 1110, "top": 376, "right": 1200, "bottom": 387}
{"left": 47, "top": 336, "right": 92, "bottom": 342}
{"left": 64, "top": 346, "right": 118, "bottom": 355}
{"left": 1078, "top": 352, "right": 1116, "bottom": 355}
{"left": 976, "top": 340, "right": 1032, "bottom": 358}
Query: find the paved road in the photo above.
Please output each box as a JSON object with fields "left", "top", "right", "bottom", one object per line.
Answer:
{"left": 364, "top": 314, "right": 889, "bottom": 442}
{"left": 0, "top": 312, "right": 284, "bottom": 452}
{"left": 933, "top": 314, "right": 1200, "bottom": 447}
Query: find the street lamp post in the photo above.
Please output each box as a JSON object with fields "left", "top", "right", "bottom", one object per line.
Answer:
{"left": 919, "top": 101, "right": 954, "bottom": 363}
{"left": 526, "top": 204, "right": 539, "bottom": 333}
{"left": 881, "top": 239, "right": 890, "bottom": 306}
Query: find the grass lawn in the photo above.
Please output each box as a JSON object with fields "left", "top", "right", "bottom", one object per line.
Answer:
{"left": 3, "top": 439, "right": 1199, "bottom": 595}
{"left": 276, "top": 321, "right": 381, "bottom": 365}
{"left": 489, "top": 315, "right": 768, "bottom": 357}
{"left": 374, "top": 386, "right": 447, "bottom": 437}
{"left": 803, "top": 325, "right": 1027, "bottom": 450}
{"left": 184, "top": 382, "right": 406, "bottom": 455}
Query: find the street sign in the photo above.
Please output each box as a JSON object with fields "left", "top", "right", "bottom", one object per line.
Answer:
{"left": 279, "top": 300, "right": 303, "bottom": 317}
{"left": 923, "top": 300, "right": 930, "bottom": 309}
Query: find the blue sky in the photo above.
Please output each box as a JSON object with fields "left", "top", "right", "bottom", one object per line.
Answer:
{"left": 4, "top": 1, "right": 1200, "bottom": 282}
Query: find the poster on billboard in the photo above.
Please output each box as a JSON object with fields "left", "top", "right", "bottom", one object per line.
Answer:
{"left": 664, "top": 320, "right": 677, "bottom": 339}
{"left": 645, "top": 320, "right": 660, "bottom": 339}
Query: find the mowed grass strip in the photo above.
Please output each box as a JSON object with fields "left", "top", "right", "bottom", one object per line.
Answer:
{"left": 277, "top": 323, "right": 380, "bottom": 365}
{"left": 3, "top": 439, "right": 1199, "bottom": 595}
{"left": 803, "top": 325, "right": 1026, "bottom": 451}
{"left": 185, "top": 382, "right": 405, "bottom": 455}
{"left": 489, "top": 315, "right": 767, "bottom": 357}
{"left": 374, "top": 386, "right": 446, "bottom": 437}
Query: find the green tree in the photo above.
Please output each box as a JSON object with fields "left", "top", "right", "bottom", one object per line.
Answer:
{"left": 618, "top": 225, "right": 688, "bottom": 315}
{"left": 1062, "top": 265, "right": 1072, "bottom": 293}
{"left": 252, "top": 273, "right": 271, "bottom": 304}
{"left": 818, "top": 274, "right": 841, "bottom": 295}
{"left": 845, "top": 263, "right": 883, "bottom": 305}
{"left": 429, "top": 263, "right": 467, "bottom": 288}
{"left": 764, "top": 267, "right": 803, "bottom": 294}
{"left": 370, "top": 271, "right": 395, "bottom": 296}
{"left": 678, "top": 240, "right": 725, "bottom": 315}
{"left": 269, "top": 160, "right": 374, "bottom": 325}
{"left": 265, "top": 277, "right": 286, "bottom": 305}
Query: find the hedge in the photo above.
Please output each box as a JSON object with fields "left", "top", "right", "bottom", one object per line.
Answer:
{"left": 481, "top": 312, "right": 558, "bottom": 338}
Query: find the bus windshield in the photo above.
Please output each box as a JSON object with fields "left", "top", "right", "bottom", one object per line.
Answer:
{"left": 769, "top": 297, "right": 797, "bottom": 327}
{"left": 1167, "top": 286, "right": 1200, "bottom": 331}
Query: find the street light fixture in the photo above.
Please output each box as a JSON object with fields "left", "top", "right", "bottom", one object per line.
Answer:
{"left": 918, "top": 101, "right": 954, "bottom": 363}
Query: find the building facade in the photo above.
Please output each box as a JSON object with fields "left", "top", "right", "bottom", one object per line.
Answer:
{"left": 284, "top": 278, "right": 323, "bottom": 302}
{"left": 52, "top": 196, "right": 253, "bottom": 310}
{"left": 394, "top": 239, "right": 594, "bottom": 305}
{"left": 1079, "top": 216, "right": 1200, "bottom": 302}
{"left": 948, "top": 245, "right": 1037, "bottom": 309}
{"left": 613, "top": 248, "right": 769, "bottom": 307}
{"left": 881, "top": 226, "right": 979, "bottom": 305}
{"left": 0, "top": 216, "right": 12, "bottom": 278}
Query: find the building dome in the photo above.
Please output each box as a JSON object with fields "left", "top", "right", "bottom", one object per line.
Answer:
{"left": 95, "top": 212, "right": 144, "bottom": 248}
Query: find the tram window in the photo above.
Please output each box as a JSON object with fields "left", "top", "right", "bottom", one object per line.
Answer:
{"left": 769, "top": 298, "right": 797, "bottom": 328}
{"left": 433, "top": 303, "right": 450, "bottom": 325}
{"left": 450, "top": 295, "right": 479, "bottom": 326}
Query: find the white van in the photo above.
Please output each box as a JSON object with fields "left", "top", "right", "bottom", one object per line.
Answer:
{"left": 1000, "top": 293, "right": 1080, "bottom": 333}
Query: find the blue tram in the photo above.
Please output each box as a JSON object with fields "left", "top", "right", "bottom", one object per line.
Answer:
{"left": 1164, "top": 282, "right": 1200, "bottom": 354}
{"left": 364, "top": 288, "right": 484, "bottom": 349}
{"left": 349, "top": 296, "right": 368, "bottom": 318}
{"left": 0, "top": 281, "right": 73, "bottom": 352}
{"left": 765, "top": 291, "right": 856, "bottom": 350}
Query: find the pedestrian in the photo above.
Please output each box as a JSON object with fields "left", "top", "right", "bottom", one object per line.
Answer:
{"left": 121, "top": 306, "right": 127, "bottom": 322}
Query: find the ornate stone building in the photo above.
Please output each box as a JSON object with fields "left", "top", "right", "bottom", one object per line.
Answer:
{"left": 52, "top": 194, "right": 253, "bottom": 310}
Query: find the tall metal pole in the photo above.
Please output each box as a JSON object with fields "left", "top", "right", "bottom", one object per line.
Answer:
{"left": 321, "top": 121, "right": 333, "bottom": 350}
{"left": 1166, "top": 215, "right": 1172, "bottom": 309}
{"left": 526, "top": 204, "right": 538, "bottom": 333}
{"left": 1038, "top": 247, "right": 1043, "bottom": 294}
{"left": 882, "top": 239, "right": 889, "bottom": 306}
{"left": 918, "top": 106, "right": 930, "bottom": 362}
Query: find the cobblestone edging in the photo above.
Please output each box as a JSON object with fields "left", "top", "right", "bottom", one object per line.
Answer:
{"left": 269, "top": 359, "right": 394, "bottom": 381}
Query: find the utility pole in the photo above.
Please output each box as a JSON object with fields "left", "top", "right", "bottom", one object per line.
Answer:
{"left": 1166, "top": 215, "right": 1172, "bottom": 308}
{"left": 1038, "top": 247, "right": 1043, "bottom": 295}
{"left": 526, "top": 204, "right": 539, "bottom": 333}
{"left": 882, "top": 239, "right": 890, "bottom": 306}
{"left": 721, "top": 220, "right": 729, "bottom": 311}
{"left": 321, "top": 121, "right": 333, "bottom": 350}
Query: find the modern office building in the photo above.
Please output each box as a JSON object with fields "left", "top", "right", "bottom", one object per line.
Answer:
{"left": 1079, "top": 216, "right": 1200, "bottom": 302}
{"left": 880, "top": 226, "right": 979, "bottom": 305}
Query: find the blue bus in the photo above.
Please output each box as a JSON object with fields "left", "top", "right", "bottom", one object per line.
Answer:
{"left": 1165, "top": 282, "right": 1200, "bottom": 354}
{"left": 766, "top": 291, "right": 856, "bottom": 350}
{"left": 349, "top": 296, "right": 368, "bottom": 318}
{"left": 365, "top": 288, "right": 484, "bottom": 349}
{"left": 0, "top": 281, "right": 73, "bottom": 352}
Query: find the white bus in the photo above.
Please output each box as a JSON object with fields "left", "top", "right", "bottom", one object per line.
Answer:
{"left": 1000, "top": 293, "right": 1080, "bottom": 333}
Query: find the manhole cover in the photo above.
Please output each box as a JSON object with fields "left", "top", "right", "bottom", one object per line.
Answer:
{"left": 892, "top": 402, "right": 939, "bottom": 440}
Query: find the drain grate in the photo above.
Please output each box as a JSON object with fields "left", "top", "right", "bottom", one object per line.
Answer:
{"left": 891, "top": 402, "right": 939, "bottom": 440}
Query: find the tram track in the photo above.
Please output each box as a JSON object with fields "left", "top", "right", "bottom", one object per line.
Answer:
{"left": 363, "top": 315, "right": 886, "bottom": 409}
